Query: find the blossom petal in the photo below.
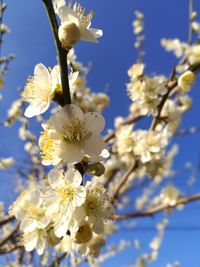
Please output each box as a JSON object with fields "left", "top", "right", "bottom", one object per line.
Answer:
{"left": 24, "top": 101, "right": 50, "bottom": 118}
{"left": 29, "top": 189, "right": 41, "bottom": 205}
{"left": 59, "top": 143, "right": 84, "bottom": 164}
{"left": 89, "top": 28, "right": 103, "bottom": 39}
{"left": 34, "top": 64, "right": 50, "bottom": 87}
{"left": 36, "top": 234, "right": 46, "bottom": 255}
{"left": 58, "top": 6, "right": 79, "bottom": 25}
{"left": 80, "top": 27, "right": 98, "bottom": 43}
{"left": 48, "top": 169, "right": 65, "bottom": 189}
{"left": 50, "top": 65, "right": 61, "bottom": 92}
{"left": 84, "top": 112, "right": 105, "bottom": 134}
{"left": 83, "top": 135, "right": 106, "bottom": 160}
{"left": 24, "top": 231, "right": 38, "bottom": 252}
{"left": 54, "top": 221, "right": 69, "bottom": 238}
{"left": 64, "top": 168, "right": 82, "bottom": 186}
{"left": 48, "top": 104, "right": 84, "bottom": 134}
{"left": 20, "top": 218, "right": 37, "bottom": 233}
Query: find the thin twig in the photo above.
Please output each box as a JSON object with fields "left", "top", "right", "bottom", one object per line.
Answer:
{"left": 0, "top": 215, "right": 15, "bottom": 226}
{"left": 114, "top": 192, "right": 200, "bottom": 220}
{"left": 0, "top": 224, "right": 19, "bottom": 248}
{"left": 48, "top": 252, "right": 67, "bottom": 267}
{"left": 104, "top": 115, "right": 144, "bottom": 143}
{"left": 188, "top": 0, "right": 194, "bottom": 44}
{"left": 111, "top": 161, "right": 138, "bottom": 204}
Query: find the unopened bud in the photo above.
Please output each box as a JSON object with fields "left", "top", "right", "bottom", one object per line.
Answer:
{"left": 178, "top": 70, "right": 195, "bottom": 92}
{"left": 74, "top": 221, "right": 93, "bottom": 244}
{"left": 58, "top": 22, "right": 81, "bottom": 50}
{"left": 47, "top": 228, "right": 61, "bottom": 246}
{"left": 86, "top": 162, "right": 105, "bottom": 176}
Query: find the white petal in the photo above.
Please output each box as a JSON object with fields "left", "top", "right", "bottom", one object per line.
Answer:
{"left": 58, "top": 6, "right": 79, "bottom": 25}
{"left": 49, "top": 104, "right": 84, "bottom": 133}
{"left": 54, "top": 221, "right": 69, "bottom": 238}
{"left": 24, "top": 231, "right": 38, "bottom": 252}
{"left": 69, "top": 71, "right": 79, "bottom": 85}
{"left": 50, "top": 65, "right": 61, "bottom": 91}
{"left": 92, "top": 218, "right": 104, "bottom": 234}
{"left": 48, "top": 169, "right": 65, "bottom": 189}
{"left": 20, "top": 218, "right": 37, "bottom": 233}
{"left": 43, "top": 190, "right": 59, "bottom": 211}
{"left": 29, "top": 189, "right": 41, "bottom": 205}
{"left": 83, "top": 135, "right": 106, "bottom": 159}
{"left": 84, "top": 112, "right": 105, "bottom": 134}
{"left": 37, "top": 216, "right": 51, "bottom": 229}
{"left": 64, "top": 168, "right": 82, "bottom": 186}
{"left": 89, "top": 28, "right": 103, "bottom": 39}
{"left": 74, "top": 206, "right": 86, "bottom": 222}
{"left": 73, "top": 187, "right": 86, "bottom": 207}
{"left": 36, "top": 234, "right": 46, "bottom": 255}
{"left": 34, "top": 63, "right": 50, "bottom": 87}
{"left": 59, "top": 143, "right": 84, "bottom": 163}
{"left": 24, "top": 101, "right": 50, "bottom": 118}
{"left": 80, "top": 27, "right": 98, "bottom": 43}
{"left": 87, "top": 148, "right": 110, "bottom": 162}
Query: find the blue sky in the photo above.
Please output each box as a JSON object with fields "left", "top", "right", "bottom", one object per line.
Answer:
{"left": 1, "top": 0, "right": 200, "bottom": 266}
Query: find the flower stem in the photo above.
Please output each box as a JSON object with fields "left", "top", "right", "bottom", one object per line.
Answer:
{"left": 188, "top": 0, "right": 193, "bottom": 44}
{"left": 42, "top": 0, "right": 71, "bottom": 106}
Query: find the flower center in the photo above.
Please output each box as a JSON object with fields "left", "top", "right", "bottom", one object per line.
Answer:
{"left": 23, "top": 76, "right": 51, "bottom": 103}
{"left": 71, "top": 2, "right": 94, "bottom": 27}
{"left": 84, "top": 194, "right": 101, "bottom": 217}
{"left": 57, "top": 186, "right": 75, "bottom": 204}
{"left": 25, "top": 204, "right": 45, "bottom": 221}
{"left": 62, "top": 117, "right": 92, "bottom": 145}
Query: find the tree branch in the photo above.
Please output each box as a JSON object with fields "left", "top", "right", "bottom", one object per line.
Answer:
{"left": 113, "top": 192, "right": 200, "bottom": 220}
{"left": 0, "top": 215, "right": 15, "bottom": 226}
{"left": 188, "top": 0, "right": 194, "bottom": 44}
{"left": 104, "top": 115, "right": 144, "bottom": 143}
{"left": 111, "top": 161, "right": 138, "bottom": 204}
{"left": 42, "top": 0, "right": 71, "bottom": 106}
{"left": 0, "top": 223, "right": 19, "bottom": 248}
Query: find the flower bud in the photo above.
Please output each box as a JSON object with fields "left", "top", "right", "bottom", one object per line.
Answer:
{"left": 58, "top": 22, "right": 81, "bottom": 50}
{"left": 47, "top": 228, "right": 61, "bottom": 246}
{"left": 86, "top": 163, "right": 105, "bottom": 176}
{"left": 74, "top": 221, "right": 93, "bottom": 244}
{"left": 0, "top": 76, "right": 4, "bottom": 89}
{"left": 178, "top": 70, "right": 195, "bottom": 92}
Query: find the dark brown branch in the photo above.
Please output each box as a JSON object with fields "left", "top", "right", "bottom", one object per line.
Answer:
{"left": 0, "top": 244, "right": 23, "bottom": 254}
{"left": 0, "top": 215, "right": 15, "bottom": 226}
{"left": 42, "top": 0, "right": 71, "bottom": 106}
{"left": 48, "top": 252, "right": 67, "bottom": 267}
{"left": 0, "top": 224, "right": 19, "bottom": 248}
{"left": 150, "top": 80, "right": 177, "bottom": 131}
{"left": 111, "top": 161, "right": 138, "bottom": 204}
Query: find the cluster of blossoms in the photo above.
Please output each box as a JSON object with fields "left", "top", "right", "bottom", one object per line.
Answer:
{"left": 1, "top": 1, "right": 200, "bottom": 266}
{"left": 22, "top": 50, "right": 109, "bottom": 118}
{"left": 10, "top": 170, "right": 113, "bottom": 255}
{"left": 127, "top": 63, "right": 168, "bottom": 116}
{"left": 161, "top": 39, "right": 200, "bottom": 68}
{"left": 10, "top": 101, "right": 113, "bottom": 256}
{"left": 9, "top": 0, "right": 114, "bottom": 257}
{"left": 114, "top": 124, "right": 168, "bottom": 166}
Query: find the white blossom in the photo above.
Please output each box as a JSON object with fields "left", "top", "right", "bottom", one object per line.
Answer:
{"left": 58, "top": 2, "right": 103, "bottom": 49}
{"left": 39, "top": 104, "right": 108, "bottom": 164}
{"left": 23, "top": 64, "right": 57, "bottom": 118}
{"left": 43, "top": 168, "right": 86, "bottom": 237}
